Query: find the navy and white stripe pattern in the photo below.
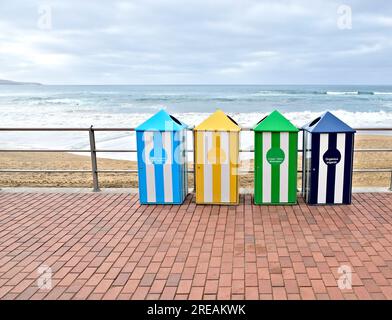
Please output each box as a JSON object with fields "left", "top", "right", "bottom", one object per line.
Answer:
{"left": 307, "top": 132, "right": 354, "bottom": 204}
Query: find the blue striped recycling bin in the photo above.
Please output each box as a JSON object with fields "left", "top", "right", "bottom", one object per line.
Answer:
{"left": 136, "top": 110, "right": 188, "bottom": 204}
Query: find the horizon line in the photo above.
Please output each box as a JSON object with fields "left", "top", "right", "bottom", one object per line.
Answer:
{"left": 7, "top": 83, "right": 392, "bottom": 86}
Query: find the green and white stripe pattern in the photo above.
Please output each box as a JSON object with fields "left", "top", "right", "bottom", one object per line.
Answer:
{"left": 255, "top": 131, "right": 298, "bottom": 204}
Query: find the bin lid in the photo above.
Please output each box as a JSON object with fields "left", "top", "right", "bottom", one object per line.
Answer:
{"left": 253, "top": 110, "right": 298, "bottom": 132}
{"left": 194, "top": 109, "right": 240, "bottom": 132}
{"left": 302, "top": 111, "right": 356, "bottom": 133}
{"left": 135, "top": 109, "right": 188, "bottom": 131}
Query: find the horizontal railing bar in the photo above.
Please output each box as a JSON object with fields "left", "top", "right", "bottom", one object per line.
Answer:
{"left": 93, "top": 127, "right": 197, "bottom": 131}
{"left": 299, "top": 149, "right": 392, "bottom": 153}
{"left": 353, "top": 128, "right": 392, "bottom": 131}
{"left": 0, "top": 169, "right": 186, "bottom": 173}
{"left": 95, "top": 150, "right": 135, "bottom": 153}
{"left": 0, "top": 128, "right": 91, "bottom": 131}
{"left": 0, "top": 149, "right": 196, "bottom": 153}
{"left": 94, "top": 169, "right": 138, "bottom": 173}
{"left": 1, "top": 168, "right": 390, "bottom": 174}
{"left": 0, "top": 169, "right": 92, "bottom": 173}
{"left": 1, "top": 148, "right": 391, "bottom": 153}
{"left": 0, "top": 127, "right": 392, "bottom": 132}
{"left": 98, "top": 169, "right": 195, "bottom": 173}
{"left": 353, "top": 169, "right": 392, "bottom": 172}
{"left": 238, "top": 169, "right": 392, "bottom": 174}
{"left": 353, "top": 149, "right": 392, "bottom": 152}
{"left": 91, "top": 128, "right": 136, "bottom": 132}
{"left": 0, "top": 150, "right": 92, "bottom": 152}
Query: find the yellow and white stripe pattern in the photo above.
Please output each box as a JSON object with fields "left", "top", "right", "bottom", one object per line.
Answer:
{"left": 195, "top": 131, "right": 239, "bottom": 204}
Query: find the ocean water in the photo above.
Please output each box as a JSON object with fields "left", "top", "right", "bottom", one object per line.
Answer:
{"left": 0, "top": 84, "right": 392, "bottom": 160}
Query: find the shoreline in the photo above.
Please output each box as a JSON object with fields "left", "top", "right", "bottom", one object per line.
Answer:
{"left": 0, "top": 135, "right": 391, "bottom": 188}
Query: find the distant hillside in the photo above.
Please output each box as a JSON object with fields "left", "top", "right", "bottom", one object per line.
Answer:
{"left": 0, "top": 79, "right": 42, "bottom": 85}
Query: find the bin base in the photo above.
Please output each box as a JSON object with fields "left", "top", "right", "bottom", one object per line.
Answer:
{"left": 253, "top": 201, "right": 297, "bottom": 206}
{"left": 195, "top": 201, "right": 239, "bottom": 206}
{"left": 139, "top": 200, "right": 186, "bottom": 205}
{"left": 305, "top": 202, "right": 352, "bottom": 206}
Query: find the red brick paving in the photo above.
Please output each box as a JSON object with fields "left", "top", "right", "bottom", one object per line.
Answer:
{"left": 0, "top": 192, "right": 392, "bottom": 300}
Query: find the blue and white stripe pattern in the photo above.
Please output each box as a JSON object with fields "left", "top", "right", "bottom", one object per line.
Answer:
{"left": 137, "top": 130, "right": 187, "bottom": 204}
{"left": 304, "top": 132, "right": 354, "bottom": 204}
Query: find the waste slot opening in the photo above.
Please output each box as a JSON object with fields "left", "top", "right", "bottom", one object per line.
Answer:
{"left": 256, "top": 116, "right": 267, "bottom": 125}
{"left": 309, "top": 117, "right": 321, "bottom": 127}
{"left": 227, "top": 115, "right": 239, "bottom": 125}
{"left": 170, "top": 115, "right": 182, "bottom": 125}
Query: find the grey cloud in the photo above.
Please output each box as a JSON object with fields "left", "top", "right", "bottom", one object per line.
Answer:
{"left": 0, "top": 0, "right": 391, "bottom": 84}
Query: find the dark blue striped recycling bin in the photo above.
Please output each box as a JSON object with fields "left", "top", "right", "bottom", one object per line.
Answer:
{"left": 302, "top": 112, "right": 356, "bottom": 205}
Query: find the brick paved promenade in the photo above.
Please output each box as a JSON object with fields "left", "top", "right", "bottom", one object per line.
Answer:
{"left": 0, "top": 192, "right": 391, "bottom": 300}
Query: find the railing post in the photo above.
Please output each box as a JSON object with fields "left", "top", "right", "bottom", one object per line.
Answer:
{"left": 89, "top": 126, "right": 100, "bottom": 192}
{"left": 390, "top": 171, "right": 392, "bottom": 191}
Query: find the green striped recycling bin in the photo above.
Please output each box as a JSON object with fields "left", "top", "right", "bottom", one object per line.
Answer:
{"left": 253, "top": 110, "right": 299, "bottom": 205}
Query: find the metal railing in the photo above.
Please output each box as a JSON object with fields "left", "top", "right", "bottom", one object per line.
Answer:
{"left": 0, "top": 127, "right": 391, "bottom": 192}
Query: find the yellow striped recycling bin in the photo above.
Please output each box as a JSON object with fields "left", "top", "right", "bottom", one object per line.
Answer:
{"left": 194, "top": 110, "right": 240, "bottom": 204}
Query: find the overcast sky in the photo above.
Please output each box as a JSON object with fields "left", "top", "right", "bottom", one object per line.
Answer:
{"left": 0, "top": 0, "right": 391, "bottom": 84}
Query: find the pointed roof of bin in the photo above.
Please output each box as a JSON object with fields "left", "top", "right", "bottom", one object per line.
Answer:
{"left": 194, "top": 109, "right": 240, "bottom": 132}
{"left": 136, "top": 109, "right": 187, "bottom": 131}
{"left": 253, "top": 110, "right": 298, "bottom": 132}
{"left": 302, "top": 111, "right": 355, "bottom": 133}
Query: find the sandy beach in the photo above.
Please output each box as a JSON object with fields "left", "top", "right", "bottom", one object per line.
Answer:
{"left": 0, "top": 135, "right": 391, "bottom": 188}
